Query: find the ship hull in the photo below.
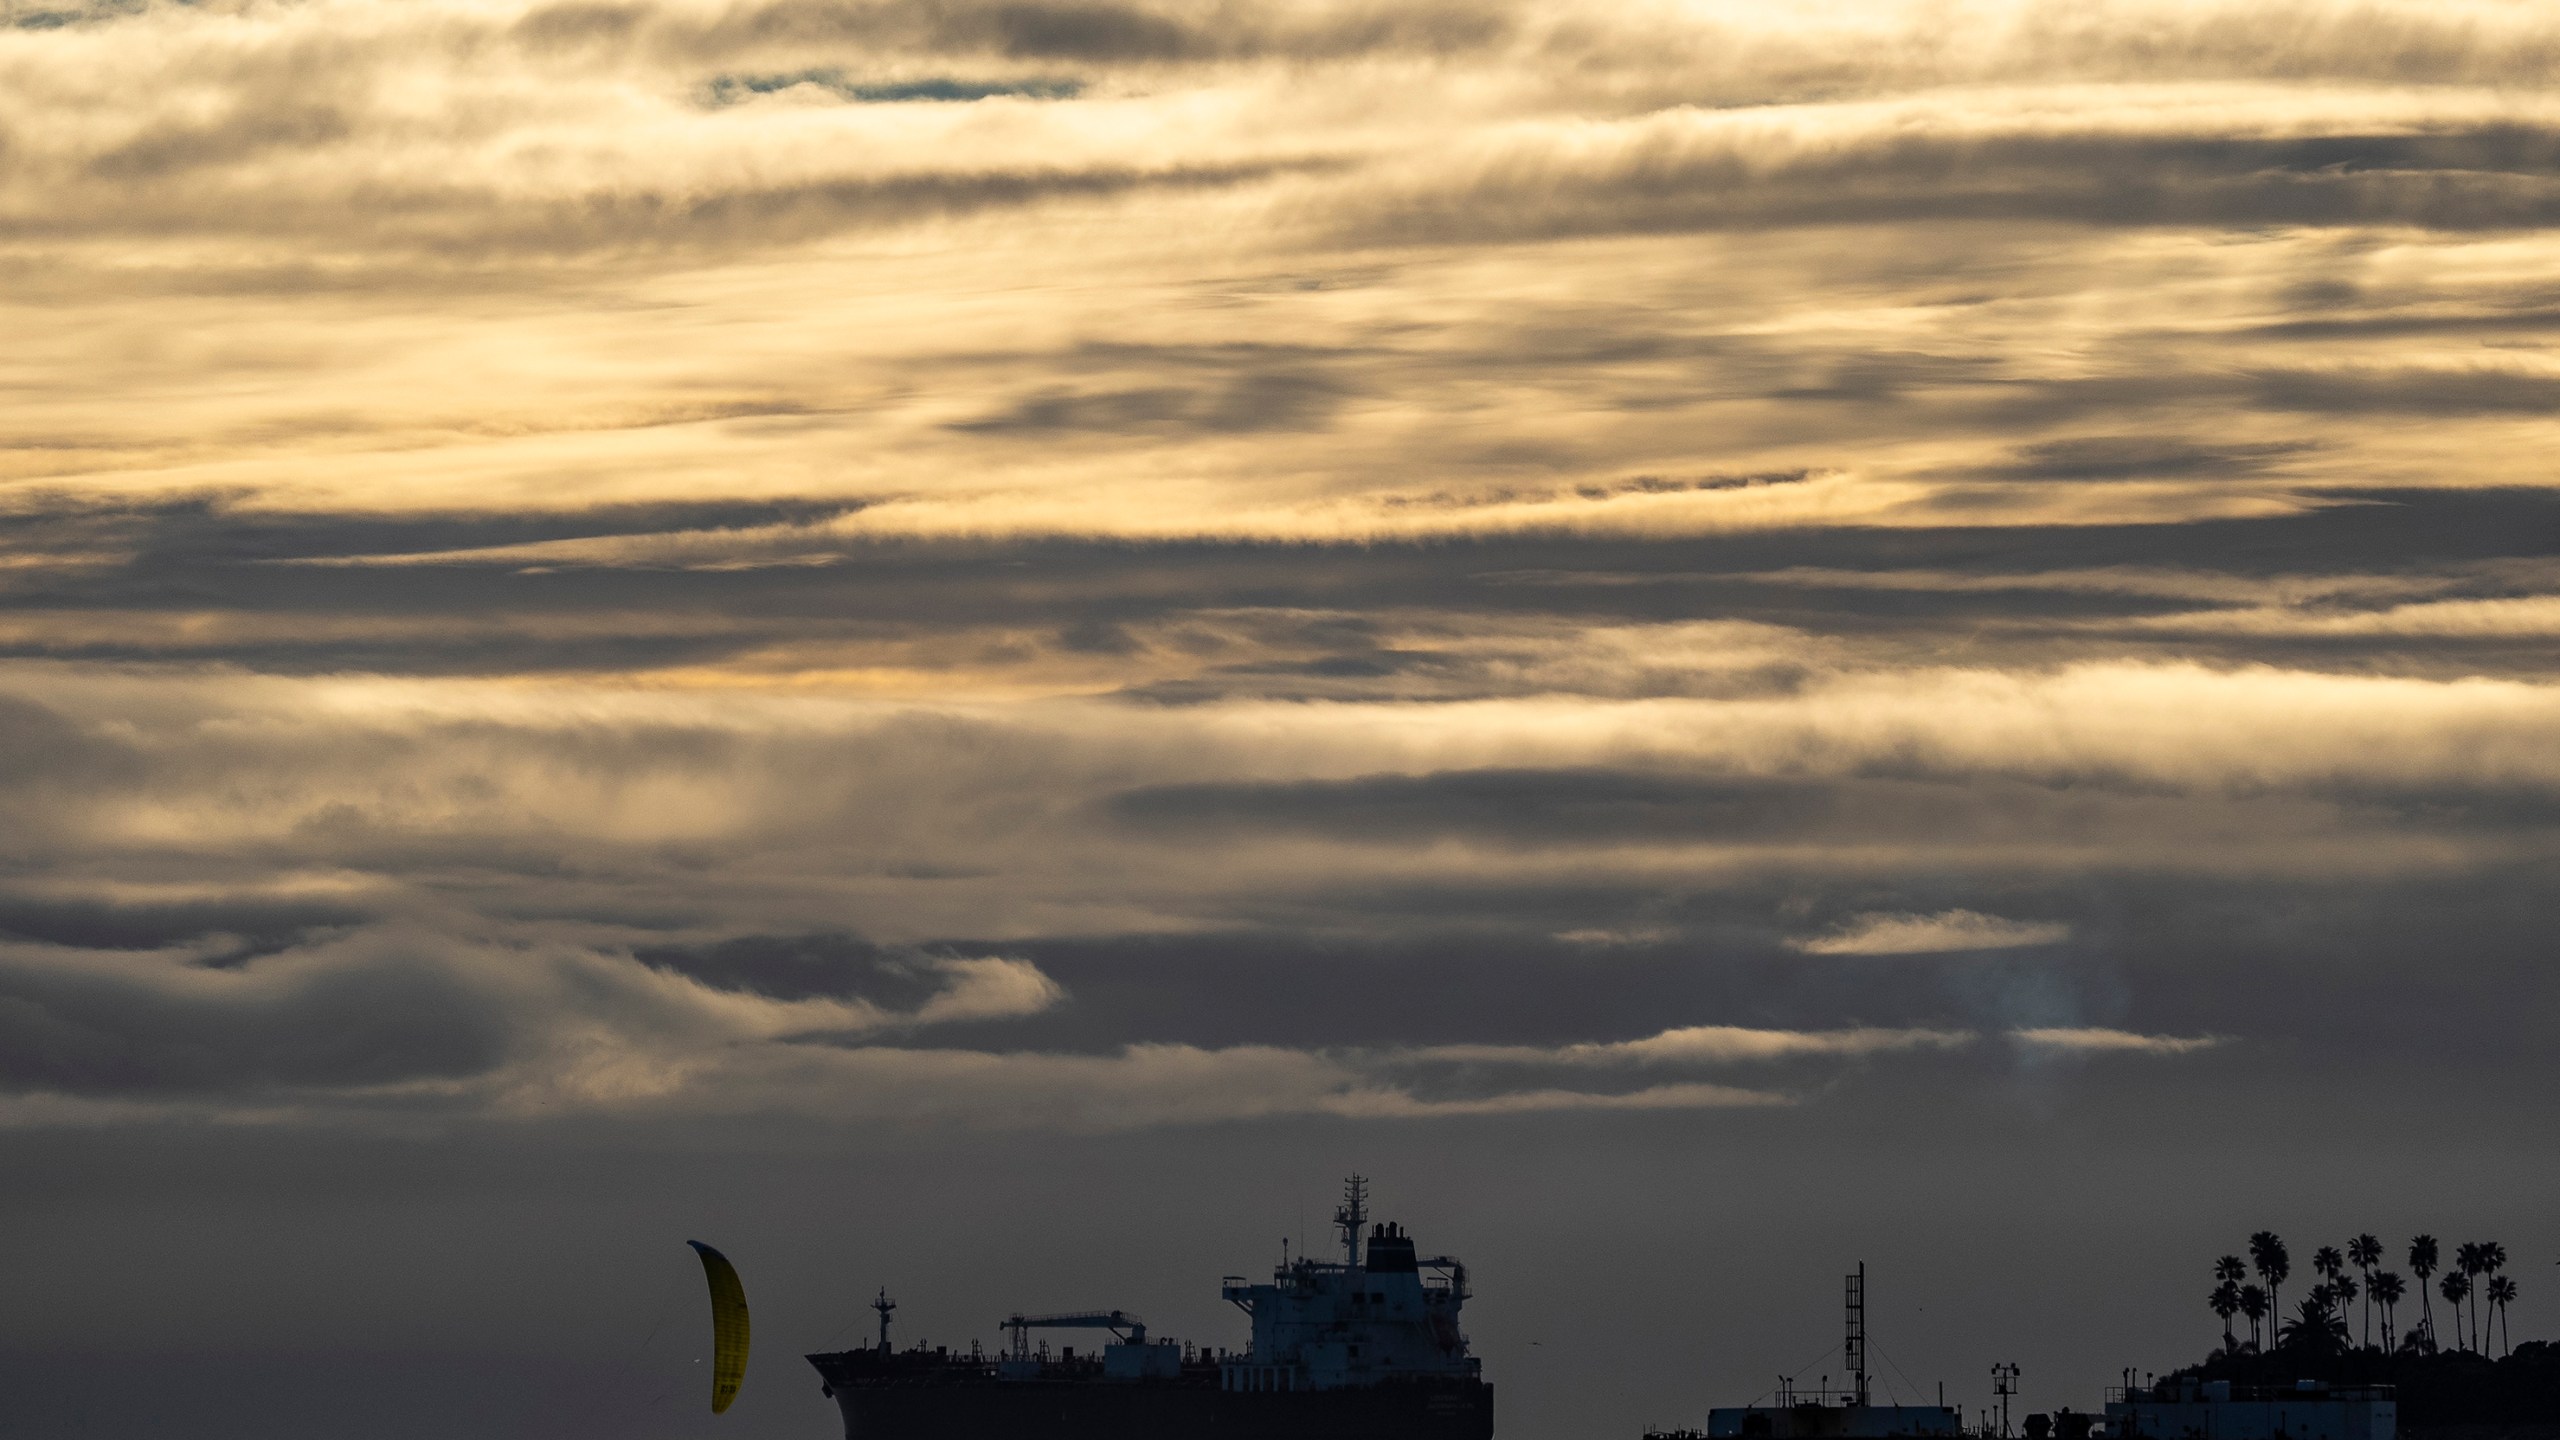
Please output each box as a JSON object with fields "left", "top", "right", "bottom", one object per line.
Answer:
{"left": 809, "top": 1358, "right": 1492, "bottom": 1440}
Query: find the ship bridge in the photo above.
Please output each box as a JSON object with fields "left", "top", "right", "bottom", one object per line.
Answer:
{"left": 1217, "top": 1176, "right": 1480, "bottom": 1393}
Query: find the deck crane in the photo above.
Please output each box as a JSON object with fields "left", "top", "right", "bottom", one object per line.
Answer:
{"left": 1001, "top": 1310, "right": 1148, "bottom": 1361}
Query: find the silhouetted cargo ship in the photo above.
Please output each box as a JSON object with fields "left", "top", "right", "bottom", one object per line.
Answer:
{"left": 807, "top": 1176, "right": 1493, "bottom": 1440}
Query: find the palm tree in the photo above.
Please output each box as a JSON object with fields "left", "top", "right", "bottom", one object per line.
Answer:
{"left": 2457, "top": 1244, "right": 2489, "bottom": 1352}
{"left": 2251, "top": 1233, "right": 2292, "bottom": 1330}
{"left": 2312, "top": 1249, "right": 2345, "bottom": 1339}
{"left": 2410, "top": 1236, "right": 2440, "bottom": 1347}
{"left": 2332, "top": 1273, "right": 2360, "bottom": 1338}
{"left": 2217, "top": 1254, "right": 2250, "bottom": 1289}
{"left": 2370, "top": 1271, "right": 2405, "bottom": 1352}
{"left": 2480, "top": 1244, "right": 2509, "bottom": 1354}
{"left": 2282, "top": 1295, "right": 2351, "bottom": 1356}
{"left": 2441, "top": 1271, "right": 2472, "bottom": 1351}
{"left": 2240, "top": 1284, "right": 2270, "bottom": 1351}
{"left": 2211, "top": 1280, "right": 2242, "bottom": 1352}
{"left": 2486, "top": 1275, "right": 2518, "bottom": 1357}
{"left": 2349, "top": 1235, "right": 2384, "bottom": 1347}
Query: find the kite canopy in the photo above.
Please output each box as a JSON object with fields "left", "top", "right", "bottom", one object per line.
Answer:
{"left": 687, "top": 1240, "right": 752, "bottom": 1415}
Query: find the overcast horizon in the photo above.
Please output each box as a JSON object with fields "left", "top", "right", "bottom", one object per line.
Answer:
{"left": 4, "top": 0, "right": 2559, "bottom": 1435}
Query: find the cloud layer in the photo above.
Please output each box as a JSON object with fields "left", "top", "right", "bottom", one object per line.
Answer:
{"left": 1793, "top": 911, "right": 2072, "bottom": 955}
{"left": 15, "top": 12, "right": 2560, "bottom": 1439}
{"left": 7, "top": 0, "right": 2558, "bottom": 1141}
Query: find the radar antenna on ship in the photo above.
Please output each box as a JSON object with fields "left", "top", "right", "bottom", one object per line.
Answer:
{"left": 873, "top": 1287, "right": 898, "bottom": 1353}
{"left": 1334, "top": 1175, "right": 1370, "bottom": 1267}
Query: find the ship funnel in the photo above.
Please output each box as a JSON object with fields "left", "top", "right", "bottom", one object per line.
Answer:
{"left": 1366, "top": 1223, "right": 1419, "bottom": 1274}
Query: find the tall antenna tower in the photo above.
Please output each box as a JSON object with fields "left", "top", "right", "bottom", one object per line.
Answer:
{"left": 1993, "top": 1362, "right": 2021, "bottom": 1438}
{"left": 1334, "top": 1175, "right": 1370, "bottom": 1267}
{"left": 1845, "top": 1263, "right": 1869, "bottom": 1408}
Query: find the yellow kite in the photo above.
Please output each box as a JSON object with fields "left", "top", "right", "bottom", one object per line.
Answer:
{"left": 687, "top": 1240, "right": 751, "bottom": 1414}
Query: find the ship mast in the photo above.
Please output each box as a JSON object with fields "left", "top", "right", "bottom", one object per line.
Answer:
{"left": 1334, "top": 1175, "right": 1369, "bottom": 1268}
{"left": 874, "top": 1287, "right": 898, "bottom": 1353}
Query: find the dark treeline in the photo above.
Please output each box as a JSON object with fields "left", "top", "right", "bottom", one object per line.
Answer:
{"left": 2183, "top": 1232, "right": 2555, "bottom": 1430}
{"left": 2208, "top": 1233, "right": 2521, "bottom": 1358}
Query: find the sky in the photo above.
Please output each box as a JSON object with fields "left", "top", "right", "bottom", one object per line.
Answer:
{"left": 3, "top": 0, "right": 2559, "bottom": 1435}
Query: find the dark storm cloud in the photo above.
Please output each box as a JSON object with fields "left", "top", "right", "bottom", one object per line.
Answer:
{"left": 952, "top": 371, "right": 1351, "bottom": 434}
{"left": 915, "top": 1, "right": 1207, "bottom": 62}
{"left": 2246, "top": 366, "right": 2560, "bottom": 414}
{"left": 0, "top": 934, "right": 515, "bottom": 1097}
{"left": 1107, "top": 767, "right": 2413, "bottom": 851}
{"left": 1339, "top": 124, "right": 2560, "bottom": 244}
{"left": 633, "top": 931, "right": 905, "bottom": 1001}
{"left": 2237, "top": 301, "right": 2560, "bottom": 341}
{"left": 1940, "top": 366, "right": 2560, "bottom": 445}
{"left": 658, "top": 0, "right": 1513, "bottom": 65}
{"left": 1111, "top": 769, "right": 1835, "bottom": 844}
{"left": 87, "top": 102, "right": 354, "bottom": 182}
{"left": 9, "top": 156, "right": 1336, "bottom": 256}
{"left": 3, "top": 487, "right": 2557, "bottom": 680}
{"left": 1981, "top": 436, "right": 2318, "bottom": 483}
{"left": 926, "top": 861, "right": 2560, "bottom": 1066}
{"left": 1100, "top": 770, "right": 2560, "bottom": 936}
{"left": 970, "top": 928, "right": 1822, "bottom": 1052}
{"left": 4, "top": 0, "right": 146, "bottom": 29}
{"left": 0, "top": 490, "right": 864, "bottom": 567}
{"left": 700, "top": 69, "right": 1085, "bottom": 104}
{"left": 0, "top": 892, "right": 364, "bottom": 957}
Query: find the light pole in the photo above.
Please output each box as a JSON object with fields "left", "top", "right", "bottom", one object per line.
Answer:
{"left": 1992, "top": 1363, "right": 2021, "bottom": 1438}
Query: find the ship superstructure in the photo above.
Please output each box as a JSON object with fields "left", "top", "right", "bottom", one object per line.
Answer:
{"left": 1219, "top": 1175, "right": 1479, "bottom": 1393}
{"left": 806, "top": 1176, "right": 1493, "bottom": 1440}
